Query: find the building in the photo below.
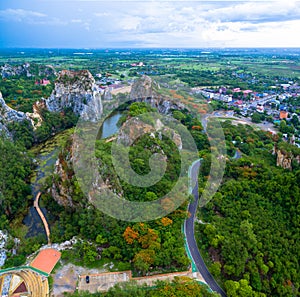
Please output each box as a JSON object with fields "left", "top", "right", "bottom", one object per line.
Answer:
{"left": 35, "top": 79, "right": 50, "bottom": 86}
{"left": 279, "top": 110, "right": 288, "bottom": 119}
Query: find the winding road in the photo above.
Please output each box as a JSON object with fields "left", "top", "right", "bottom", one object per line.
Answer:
{"left": 185, "top": 160, "right": 227, "bottom": 297}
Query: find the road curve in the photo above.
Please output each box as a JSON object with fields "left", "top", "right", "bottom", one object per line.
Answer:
{"left": 185, "top": 160, "right": 227, "bottom": 297}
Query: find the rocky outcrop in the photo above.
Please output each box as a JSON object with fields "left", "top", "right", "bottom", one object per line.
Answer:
{"left": 0, "top": 92, "right": 27, "bottom": 123}
{"left": 103, "top": 88, "right": 112, "bottom": 101}
{"left": 276, "top": 149, "right": 293, "bottom": 170}
{"left": 0, "top": 91, "right": 43, "bottom": 133}
{"left": 274, "top": 146, "right": 300, "bottom": 170}
{"left": 0, "top": 91, "right": 30, "bottom": 135}
{"left": 130, "top": 76, "right": 186, "bottom": 114}
{"left": 47, "top": 76, "right": 191, "bottom": 208}
{"left": 1, "top": 63, "right": 56, "bottom": 78}
{"left": 45, "top": 70, "right": 103, "bottom": 121}
{"left": 0, "top": 69, "right": 104, "bottom": 136}
{"left": 117, "top": 117, "right": 182, "bottom": 150}
{"left": 1, "top": 63, "right": 32, "bottom": 78}
{"left": 26, "top": 100, "right": 46, "bottom": 128}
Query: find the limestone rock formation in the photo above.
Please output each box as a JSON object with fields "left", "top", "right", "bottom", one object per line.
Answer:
{"left": 48, "top": 76, "right": 188, "bottom": 207}
{"left": 117, "top": 117, "right": 182, "bottom": 150}
{"left": 276, "top": 149, "right": 293, "bottom": 170}
{"left": 0, "top": 91, "right": 30, "bottom": 136}
{"left": 275, "top": 146, "right": 300, "bottom": 170}
{"left": 1, "top": 63, "right": 32, "bottom": 78}
{"left": 130, "top": 75, "right": 186, "bottom": 114}
{"left": 0, "top": 91, "right": 27, "bottom": 123}
{"left": 0, "top": 91, "right": 44, "bottom": 133}
{"left": 25, "top": 100, "right": 46, "bottom": 128}
{"left": 1, "top": 63, "right": 56, "bottom": 78}
{"left": 45, "top": 70, "right": 103, "bottom": 121}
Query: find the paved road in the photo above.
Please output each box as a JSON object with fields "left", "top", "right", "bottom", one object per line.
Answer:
{"left": 185, "top": 160, "right": 227, "bottom": 297}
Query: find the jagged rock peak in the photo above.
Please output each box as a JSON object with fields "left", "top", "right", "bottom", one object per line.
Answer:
{"left": 45, "top": 69, "right": 103, "bottom": 121}
{"left": 130, "top": 75, "right": 158, "bottom": 101}
{"left": 130, "top": 75, "right": 185, "bottom": 115}
{"left": 57, "top": 69, "right": 95, "bottom": 85}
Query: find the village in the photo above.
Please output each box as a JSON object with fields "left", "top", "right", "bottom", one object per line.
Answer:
{"left": 192, "top": 81, "right": 300, "bottom": 146}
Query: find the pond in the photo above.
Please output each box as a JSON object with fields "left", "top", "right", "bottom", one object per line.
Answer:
{"left": 98, "top": 111, "right": 122, "bottom": 139}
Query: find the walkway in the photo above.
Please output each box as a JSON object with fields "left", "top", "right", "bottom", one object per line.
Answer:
{"left": 34, "top": 192, "right": 51, "bottom": 245}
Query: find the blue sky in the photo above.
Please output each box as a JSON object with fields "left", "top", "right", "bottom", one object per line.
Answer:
{"left": 1, "top": 0, "right": 300, "bottom": 48}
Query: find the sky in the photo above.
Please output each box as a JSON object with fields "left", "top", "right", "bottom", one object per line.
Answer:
{"left": 1, "top": 0, "right": 300, "bottom": 48}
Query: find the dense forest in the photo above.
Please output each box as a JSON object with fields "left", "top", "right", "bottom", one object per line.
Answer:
{"left": 197, "top": 121, "right": 300, "bottom": 297}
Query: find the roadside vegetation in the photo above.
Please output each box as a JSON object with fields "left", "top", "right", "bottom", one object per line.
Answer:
{"left": 197, "top": 122, "right": 300, "bottom": 297}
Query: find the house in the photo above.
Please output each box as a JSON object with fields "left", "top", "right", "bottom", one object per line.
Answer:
{"left": 243, "top": 90, "right": 252, "bottom": 95}
{"left": 280, "top": 110, "right": 288, "bottom": 119}
{"left": 233, "top": 100, "right": 243, "bottom": 108}
{"left": 256, "top": 104, "right": 264, "bottom": 113}
{"left": 281, "top": 83, "right": 290, "bottom": 90}
{"left": 35, "top": 79, "right": 50, "bottom": 86}
{"left": 219, "top": 87, "right": 227, "bottom": 94}
{"left": 224, "top": 96, "right": 233, "bottom": 103}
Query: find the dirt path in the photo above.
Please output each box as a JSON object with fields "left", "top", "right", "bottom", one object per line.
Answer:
{"left": 34, "top": 192, "right": 51, "bottom": 245}
{"left": 51, "top": 263, "right": 106, "bottom": 297}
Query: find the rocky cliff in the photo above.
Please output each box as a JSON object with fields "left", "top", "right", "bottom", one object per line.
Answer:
{"left": 50, "top": 137, "right": 76, "bottom": 207}
{"left": 0, "top": 91, "right": 27, "bottom": 123}
{"left": 0, "top": 91, "right": 29, "bottom": 135}
{"left": 49, "top": 77, "right": 187, "bottom": 208}
{"left": 130, "top": 75, "right": 186, "bottom": 114}
{"left": 0, "top": 91, "right": 45, "bottom": 133}
{"left": 45, "top": 70, "right": 103, "bottom": 121}
{"left": 0, "top": 69, "right": 105, "bottom": 136}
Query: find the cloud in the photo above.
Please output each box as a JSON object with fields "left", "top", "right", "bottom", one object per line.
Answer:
{"left": 0, "top": 8, "right": 47, "bottom": 21}
{"left": 0, "top": 8, "right": 68, "bottom": 26}
{"left": 71, "top": 19, "right": 83, "bottom": 23}
{"left": 94, "top": 12, "right": 111, "bottom": 17}
{"left": 205, "top": 1, "right": 300, "bottom": 24}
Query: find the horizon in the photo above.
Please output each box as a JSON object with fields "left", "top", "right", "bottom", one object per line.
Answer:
{"left": 1, "top": 47, "right": 300, "bottom": 50}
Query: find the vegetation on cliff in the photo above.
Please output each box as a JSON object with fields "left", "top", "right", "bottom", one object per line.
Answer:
{"left": 42, "top": 102, "right": 206, "bottom": 276}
